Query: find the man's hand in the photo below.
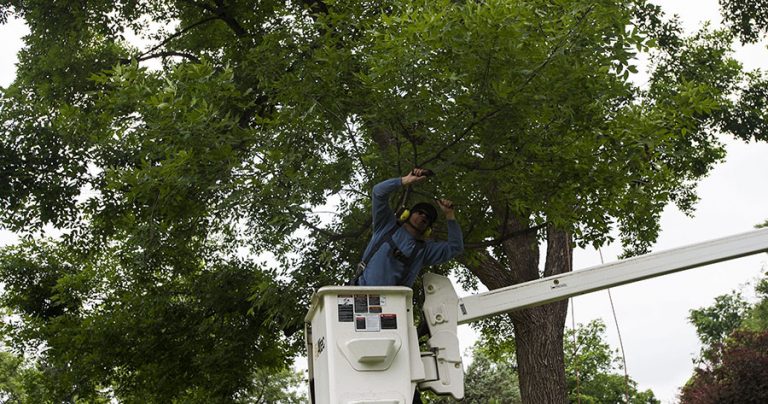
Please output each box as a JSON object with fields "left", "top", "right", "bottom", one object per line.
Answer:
{"left": 401, "top": 168, "right": 432, "bottom": 187}
{"left": 436, "top": 198, "right": 455, "bottom": 220}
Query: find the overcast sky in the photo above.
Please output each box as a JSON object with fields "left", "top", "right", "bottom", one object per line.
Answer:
{"left": 1, "top": 1, "right": 767, "bottom": 403}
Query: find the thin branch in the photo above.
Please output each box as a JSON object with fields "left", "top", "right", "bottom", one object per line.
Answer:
{"left": 135, "top": 51, "right": 201, "bottom": 63}
{"left": 300, "top": 218, "right": 371, "bottom": 242}
{"left": 449, "top": 116, "right": 558, "bottom": 172}
{"left": 213, "top": 0, "right": 248, "bottom": 37}
{"left": 395, "top": 117, "right": 419, "bottom": 167}
{"left": 137, "top": 16, "right": 218, "bottom": 61}
{"left": 464, "top": 223, "right": 547, "bottom": 249}
{"left": 306, "top": 210, "right": 342, "bottom": 216}
{"left": 314, "top": 101, "right": 373, "bottom": 180}
{"left": 341, "top": 187, "right": 369, "bottom": 199}
{"left": 478, "top": 34, "right": 500, "bottom": 102}
{"left": 299, "top": 0, "right": 330, "bottom": 16}
{"left": 180, "top": 0, "right": 216, "bottom": 14}
{"left": 419, "top": 111, "right": 483, "bottom": 167}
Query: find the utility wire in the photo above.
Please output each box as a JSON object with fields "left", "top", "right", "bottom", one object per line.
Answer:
{"left": 570, "top": 298, "right": 582, "bottom": 404}
{"left": 568, "top": 240, "right": 582, "bottom": 404}
{"left": 599, "top": 248, "right": 631, "bottom": 403}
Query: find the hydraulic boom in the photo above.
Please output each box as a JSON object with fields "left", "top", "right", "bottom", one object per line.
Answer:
{"left": 428, "top": 227, "right": 768, "bottom": 325}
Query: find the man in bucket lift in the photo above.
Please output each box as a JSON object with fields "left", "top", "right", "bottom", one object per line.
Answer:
{"left": 355, "top": 168, "right": 464, "bottom": 288}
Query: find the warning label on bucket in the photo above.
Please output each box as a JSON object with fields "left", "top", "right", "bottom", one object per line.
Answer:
{"left": 340, "top": 294, "right": 397, "bottom": 332}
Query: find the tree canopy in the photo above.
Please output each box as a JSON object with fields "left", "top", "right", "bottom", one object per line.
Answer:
{"left": 1, "top": 0, "right": 767, "bottom": 401}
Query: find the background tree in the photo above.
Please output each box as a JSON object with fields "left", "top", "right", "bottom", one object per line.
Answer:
{"left": 680, "top": 330, "right": 768, "bottom": 404}
{"left": 719, "top": 0, "right": 768, "bottom": 43}
{"left": 717, "top": 0, "right": 768, "bottom": 141}
{"left": 688, "top": 291, "right": 751, "bottom": 358}
{"left": 0, "top": 239, "right": 299, "bottom": 402}
{"left": 680, "top": 268, "right": 768, "bottom": 403}
{"left": 425, "top": 319, "right": 657, "bottom": 403}
{"left": 1, "top": 0, "right": 766, "bottom": 402}
{"left": 566, "top": 320, "right": 659, "bottom": 404}
{"left": 248, "top": 367, "right": 308, "bottom": 404}
{"left": 423, "top": 339, "right": 521, "bottom": 403}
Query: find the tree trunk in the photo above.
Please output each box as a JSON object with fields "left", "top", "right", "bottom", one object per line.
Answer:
{"left": 511, "top": 301, "right": 569, "bottom": 403}
{"left": 510, "top": 226, "right": 572, "bottom": 403}
{"left": 463, "top": 224, "right": 572, "bottom": 403}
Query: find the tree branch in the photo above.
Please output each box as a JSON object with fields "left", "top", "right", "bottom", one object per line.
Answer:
{"left": 135, "top": 51, "right": 201, "bottom": 63}
{"left": 300, "top": 218, "right": 370, "bottom": 242}
{"left": 213, "top": 0, "right": 248, "bottom": 37}
{"left": 180, "top": 0, "right": 249, "bottom": 37}
{"left": 299, "top": 0, "right": 330, "bottom": 16}
{"left": 137, "top": 16, "right": 219, "bottom": 61}
{"left": 464, "top": 223, "right": 547, "bottom": 249}
{"left": 543, "top": 225, "right": 572, "bottom": 278}
{"left": 457, "top": 249, "right": 516, "bottom": 290}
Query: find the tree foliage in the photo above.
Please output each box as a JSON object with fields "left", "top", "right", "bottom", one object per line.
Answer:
{"left": 423, "top": 341, "right": 521, "bottom": 404}
{"left": 243, "top": 367, "right": 308, "bottom": 404}
{"left": 0, "top": 350, "right": 49, "bottom": 403}
{"left": 719, "top": 0, "right": 768, "bottom": 43}
{"left": 681, "top": 270, "right": 768, "bottom": 403}
{"left": 565, "top": 320, "right": 658, "bottom": 404}
{"left": 0, "top": 240, "right": 298, "bottom": 402}
{"left": 679, "top": 330, "right": 768, "bottom": 404}
{"left": 688, "top": 291, "right": 751, "bottom": 357}
{"left": 744, "top": 274, "right": 768, "bottom": 331}
{"left": 1, "top": 0, "right": 766, "bottom": 401}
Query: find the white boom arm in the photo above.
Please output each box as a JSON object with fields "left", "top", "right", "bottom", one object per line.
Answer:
{"left": 423, "top": 227, "right": 768, "bottom": 327}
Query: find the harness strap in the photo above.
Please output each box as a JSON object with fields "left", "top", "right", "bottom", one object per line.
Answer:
{"left": 350, "top": 226, "right": 427, "bottom": 286}
{"left": 399, "top": 240, "right": 426, "bottom": 286}
{"left": 348, "top": 225, "right": 399, "bottom": 286}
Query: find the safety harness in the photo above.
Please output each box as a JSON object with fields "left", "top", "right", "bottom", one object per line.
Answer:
{"left": 349, "top": 224, "right": 426, "bottom": 286}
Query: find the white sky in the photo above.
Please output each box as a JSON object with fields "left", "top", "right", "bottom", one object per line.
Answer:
{"left": 1, "top": 1, "right": 767, "bottom": 403}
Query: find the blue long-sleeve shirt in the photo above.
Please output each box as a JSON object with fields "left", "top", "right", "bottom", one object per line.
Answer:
{"left": 358, "top": 178, "right": 464, "bottom": 287}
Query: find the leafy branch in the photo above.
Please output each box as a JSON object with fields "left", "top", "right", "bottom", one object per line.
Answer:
{"left": 420, "top": 3, "right": 597, "bottom": 168}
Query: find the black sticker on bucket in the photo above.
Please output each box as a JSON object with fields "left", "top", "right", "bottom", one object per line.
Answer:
{"left": 354, "top": 295, "right": 368, "bottom": 313}
{"left": 355, "top": 316, "right": 367, "bottom": 331}
{"left": 381, "top": 314, "right": 397, "bottom": 329}
{"left": 338, "top": 296, "right": 354, "bottom": 322}
{"left": 338, "top": 304, "right": 353, "bottom": 322}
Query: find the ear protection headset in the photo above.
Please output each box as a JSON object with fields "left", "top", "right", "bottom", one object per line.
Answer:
{"left": 397, "top": 209, "right": 432, "bottom": 238}
{"left": 397, "top": 202, "right": 437, "bottom": 238}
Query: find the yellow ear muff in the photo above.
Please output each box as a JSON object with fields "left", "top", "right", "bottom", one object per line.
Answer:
{"left": 399, "top": 209, "right": 411, "bottom": 222}
{"left": 423, "top": 227, "right": 432, "bottom": 238}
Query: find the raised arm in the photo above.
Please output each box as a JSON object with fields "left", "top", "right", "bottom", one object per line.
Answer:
{"left": 371, "top": 169, "right": 430, "bottom": 231}
{"left": 423, "top": 199, "right": 464, "bottom": 266}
